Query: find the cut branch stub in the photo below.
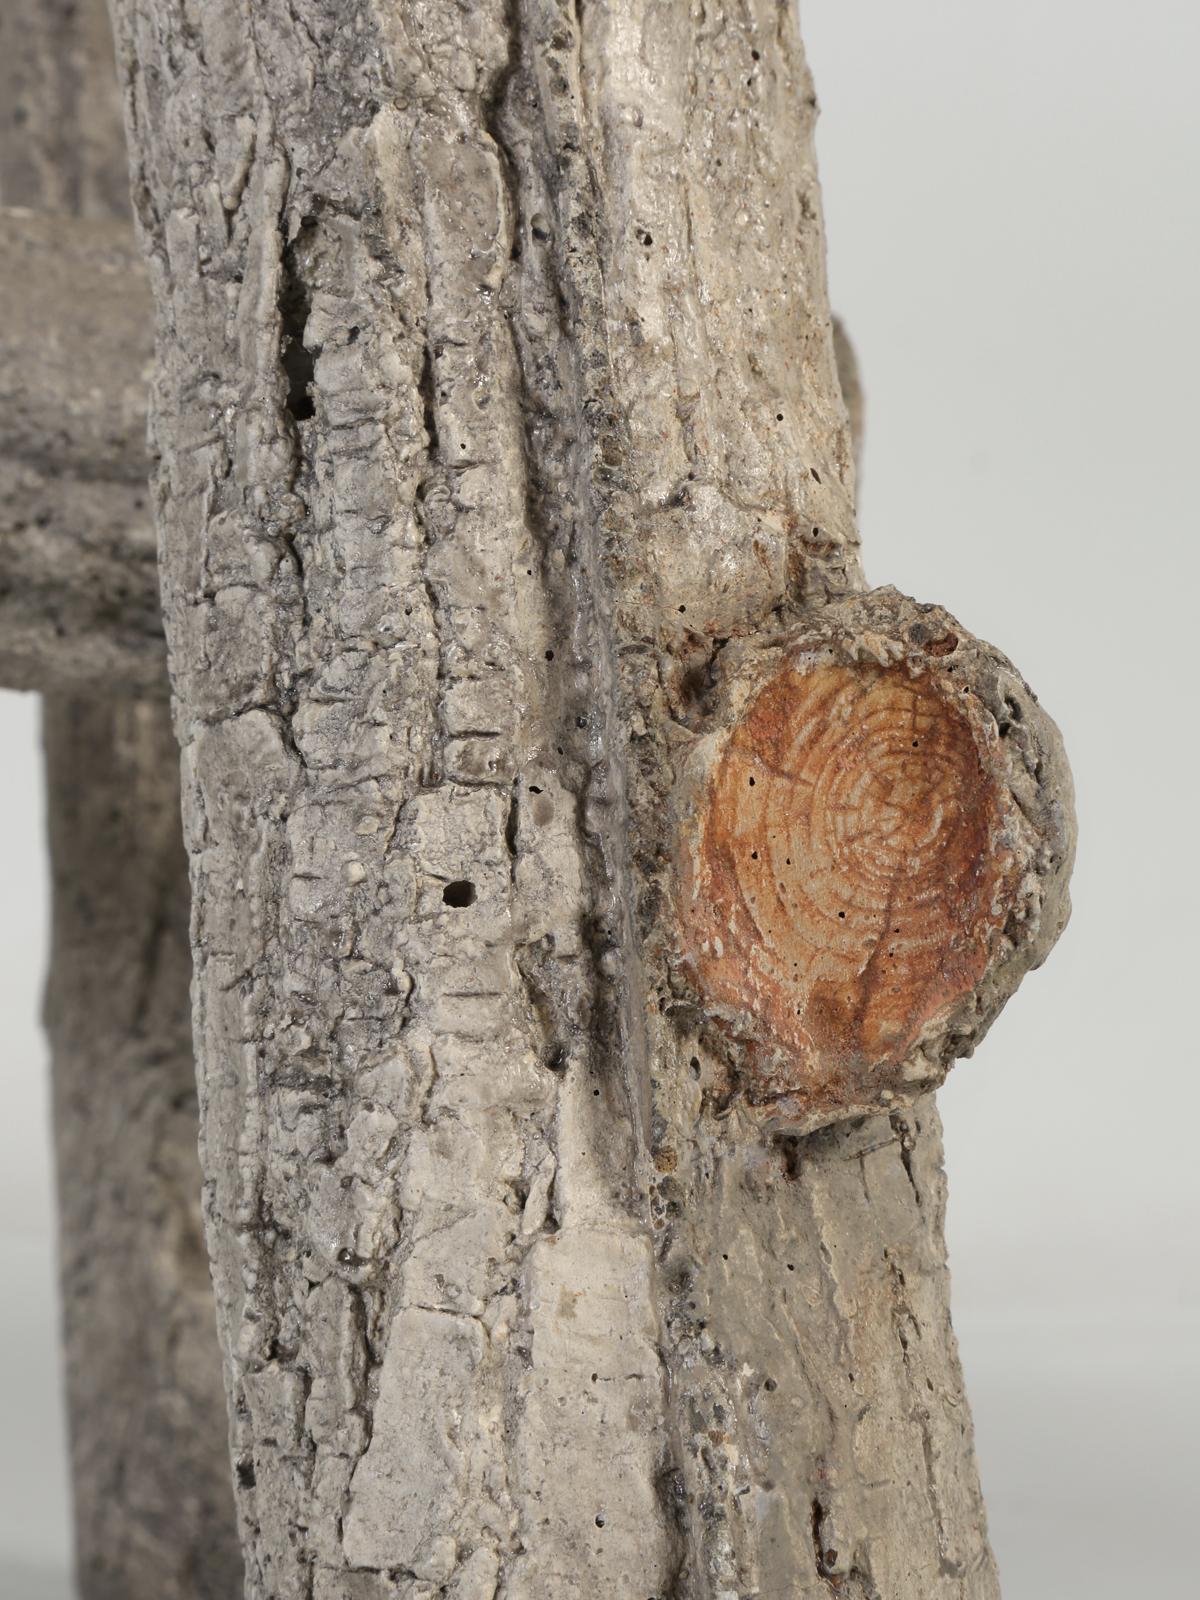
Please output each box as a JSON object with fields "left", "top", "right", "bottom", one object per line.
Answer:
{"left": 675, "top": 587, "right": 1074, "bottom": 1128}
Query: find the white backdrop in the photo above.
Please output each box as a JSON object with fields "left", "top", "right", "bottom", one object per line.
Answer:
{"left": 804, "top": 2, "right": 1199, "bottom": 1591}
{"left": 2, "top": 2, "right": 1197, "bottom": 1594}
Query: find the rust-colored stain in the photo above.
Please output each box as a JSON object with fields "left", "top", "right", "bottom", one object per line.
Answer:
{"left": 678, "top": 660, "right": 1018, "bottom": 1114}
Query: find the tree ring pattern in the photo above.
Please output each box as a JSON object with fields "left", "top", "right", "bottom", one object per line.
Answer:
{"left": 678, "top": 659, "right": 1019, "bottom": 1109}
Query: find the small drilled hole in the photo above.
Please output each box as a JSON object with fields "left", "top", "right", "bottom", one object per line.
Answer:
{"left": 442, "top": 880, "right": 476, "bottom": 907}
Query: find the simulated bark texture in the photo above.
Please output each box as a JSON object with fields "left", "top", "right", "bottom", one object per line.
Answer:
{"left": 43, "top": 698, "right": 242, "bottom": 1600}
{"left": 674, "top": 590, "right": 1073, "bottom": 1128}
{"left": 106, "top": 0, "right": 1072, "bottom": 1595}
{"left": 0, "top": 0, "right": 132, "bottom": 220}
{"left": 0, "top": 206, "right": 161, "bottom": 693}
{"left": 1, "top": 2, "right": 240, "bottom": 1595}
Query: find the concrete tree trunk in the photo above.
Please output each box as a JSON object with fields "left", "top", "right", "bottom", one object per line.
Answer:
{"left": 96, "top": 2, "right": 1071, "bottom": 1596}
{"left": 0, "top": 3, "right": 239, "bottom": 1595}
{"left": 0, "top": 0, "right": 1077, "bottom": 1594}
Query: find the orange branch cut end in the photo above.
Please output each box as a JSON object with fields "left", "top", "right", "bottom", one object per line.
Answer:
{"left": 674, "top": 593, "right": 1074, "bottom": 1127}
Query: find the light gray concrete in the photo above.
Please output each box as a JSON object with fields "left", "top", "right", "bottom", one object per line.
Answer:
{"left": 107, "top": 0, "right": 996, "bottom": 1588}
